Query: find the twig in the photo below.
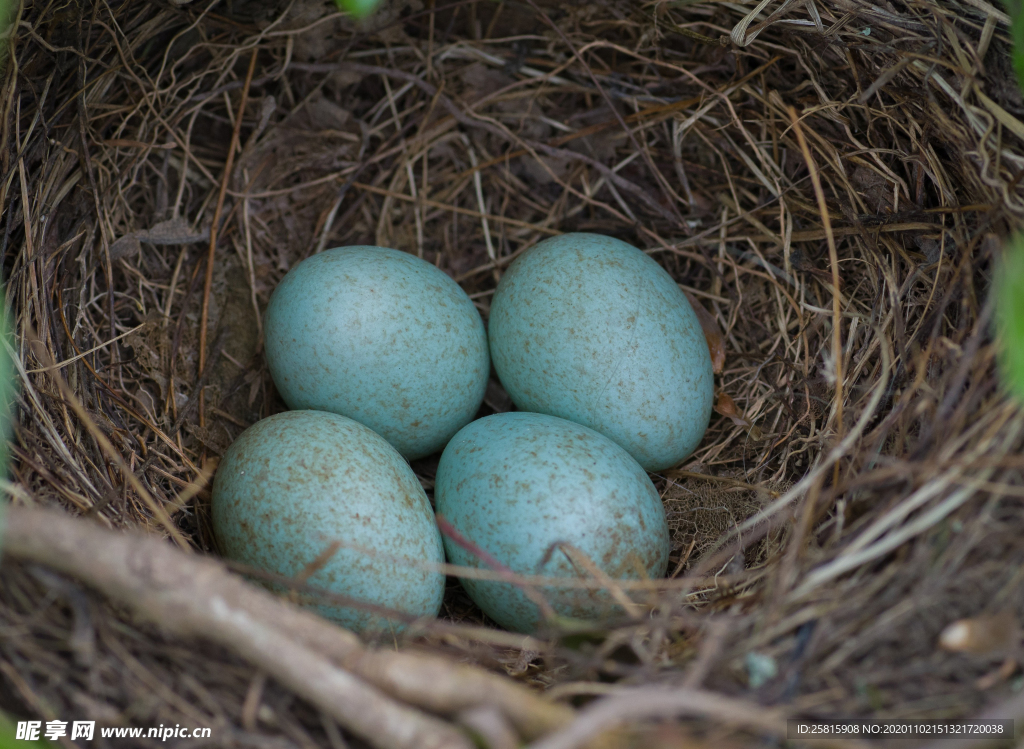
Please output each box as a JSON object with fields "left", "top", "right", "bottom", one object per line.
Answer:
{"left": 1, "top": 505, "right": 573, "bottom": 743}
{"left": 197, "top": 49, "right": 258, "bottom": 430}
{"left": 26, "top": 323, "right": 147, "bottom": 374}
{"left": 4, "top": 505, "right": 469, "bottom": 749}
{"left": 789, "top": 107, "right": 843, "bottom": 484}
{"left": 436, "top": 514, "right": 559, "bottom": 622}
{"left": 664, "top": 470, "right": 780, "bottom": 497}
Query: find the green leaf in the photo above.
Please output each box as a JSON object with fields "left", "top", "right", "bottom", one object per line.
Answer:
{"left": 1005, "top": 0, "right": 1024, "bottom": 94}
{"left": 0, "top": 713, "right": 46, "bottom": 749}
{"left": 333, "top": 0, "right": 383, "bottom": 19}
{"left": 996, "top": 234, "right": 1024, "bottom": 401}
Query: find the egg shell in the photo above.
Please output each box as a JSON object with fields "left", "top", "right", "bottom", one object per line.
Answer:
{"left": 488, "top": 233, "right": 714, "bottom": 471}
{"left": 212, "top": 410, "right": 445, "bottom": 633}
{"left": 264, "top": 246, "right": 489, "bottom": 460}
{"left": 435, "top": 412, "right": 670, "bottom": 633}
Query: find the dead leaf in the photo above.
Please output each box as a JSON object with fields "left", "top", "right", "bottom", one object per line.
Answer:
{"left": 185, "top": 423, "right": 228, "bottom": 455}
{"left": 137, "top": 217, "right": 208, "bottom": 245}
{"left": 108, "top": 234, "right": 141, "bottom": 260}
{"left": 976, "top": 657, "right": 1018, "bottom": 689}
{"left": 110, "top": 218, "right": 208, "bottom": 260}
{"left": 254, "top": 96, "right": 277, "bottom": 139}
{"left": 459, "top": 62, "right": 515, "bottom": 105}
{"left": 939, "top": 612, "right": 1020, "bottom": 655}
{"left": 851, "top": 165, "right": 893, "bottom": 214}
{"left": 685, "top": 293, "right": 725, "bottom": 374}
{"left": 328, "top": 68, "right": 363, "bottom": 89}
{"left": 714, "top": 392, "right": 747, "bottom": 426}
{"left": 714, "top": 392, "right": 763, "bottom": 440}
{"left": 305, "top": 96, "right": 352, "bottom": 131}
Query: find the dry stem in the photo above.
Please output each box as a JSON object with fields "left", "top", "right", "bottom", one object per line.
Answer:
{"left": 1, "top": 504, "right": 571, "bottom": 746}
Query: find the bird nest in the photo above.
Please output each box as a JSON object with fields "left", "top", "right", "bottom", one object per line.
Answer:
{"left": 3, "top": 0, "right": 1024, "bottom": 746}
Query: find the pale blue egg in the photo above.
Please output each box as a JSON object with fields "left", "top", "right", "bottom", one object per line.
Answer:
{"left": 212, "top": 410, "right": 445, "bottom": 633}
{"left": 435, "top": 412, "right": 670, "bottom": 633}
{"left": 264, "top": 246, "right": 489, "bottom": 460}
{"left": 488, "top": 233, "right": 714, "bottom": 471}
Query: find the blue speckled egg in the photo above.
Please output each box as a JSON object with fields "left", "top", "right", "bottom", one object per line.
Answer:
{"left": 212, "top": 410, "right": 445, "bottom": 633}
{"left": 488, "top": 233, "right": 714, "bottom": 471}
{"left": 435, "top": 412, "right": 670, "bottom": 633}
{"left": 264, "top": 246, "right": 489, "bottom": 460}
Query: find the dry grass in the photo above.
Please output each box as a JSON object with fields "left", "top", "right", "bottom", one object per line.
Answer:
{"left": 3, "top": 0, "right": 1024, "bottom": 744}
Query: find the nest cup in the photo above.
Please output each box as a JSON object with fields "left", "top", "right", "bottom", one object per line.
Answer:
{"left": 4, "top": 0, "right": 1024, "bottom": 744}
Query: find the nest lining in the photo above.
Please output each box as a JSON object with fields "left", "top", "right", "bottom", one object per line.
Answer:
{"left": 3, "top": 0, "right": 1024, "bottom": 745}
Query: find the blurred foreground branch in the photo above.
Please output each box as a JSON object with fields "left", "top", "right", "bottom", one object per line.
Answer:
{"left": 1, "top": 505, "right": 572, "bottom": 748}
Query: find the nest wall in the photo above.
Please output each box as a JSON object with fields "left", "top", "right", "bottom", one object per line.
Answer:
{"left": 3, "top": 0, "right": 1024, "bottom": 744}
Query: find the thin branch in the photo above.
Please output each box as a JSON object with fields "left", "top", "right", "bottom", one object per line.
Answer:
{"left": 1, "top": 504, "right": 572, "bottom": 743}
{"left": 198, "top": 49, "right": 258, "bottom": 430}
